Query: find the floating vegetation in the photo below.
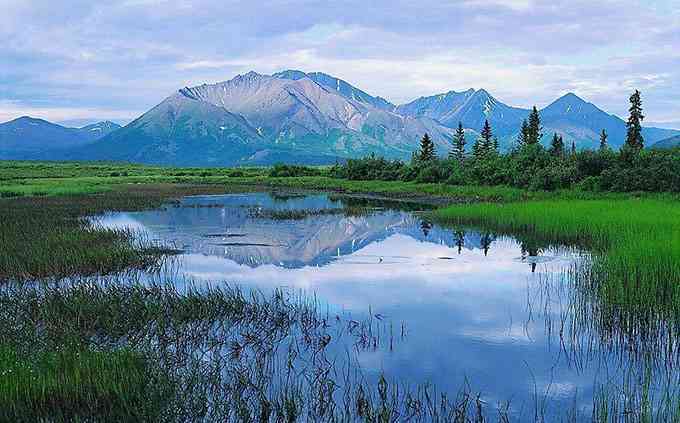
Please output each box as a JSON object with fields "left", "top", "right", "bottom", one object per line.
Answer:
{"left": 246, "top": 206, "right": 371, "bottom": 220}
{"left": 210, "top": 242, "right": 282, "bottom": 247}
{"left": 203, "top": 233, "right": 248, "bottom": 238}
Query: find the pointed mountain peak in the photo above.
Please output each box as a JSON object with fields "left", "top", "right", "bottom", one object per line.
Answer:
{"left": 543, "top": 92, "right": 602, "bottom": 116}
{"left": 553, "top": 92, "right": 587, "bottom": 105}
{"left": 473, "top": 88, "right": 493, "bottom": 99}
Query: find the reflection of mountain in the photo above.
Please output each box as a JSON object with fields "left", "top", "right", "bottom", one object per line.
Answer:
{"left": 107, "top": 193, "right": 493, "bottom": 268}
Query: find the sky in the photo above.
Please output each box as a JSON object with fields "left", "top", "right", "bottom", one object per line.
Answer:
{"left": 1, "top": 0, "right": 679, "bottom": 127}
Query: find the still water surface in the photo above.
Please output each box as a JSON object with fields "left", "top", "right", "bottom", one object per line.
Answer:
{"left": 96, "top": 192, "right": 657, "bottom": 419}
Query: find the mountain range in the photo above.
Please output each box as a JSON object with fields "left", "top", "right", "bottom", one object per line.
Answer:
{"left": 0, "top": 117, "right": 120, "bottom": 159}
{"left": 1, "top": 70, "right": 678, "bottom": 165}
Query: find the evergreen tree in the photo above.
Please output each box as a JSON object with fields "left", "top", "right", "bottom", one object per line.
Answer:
{"left": 599, "top": 129, "right": 608, "bottom": 151}
{"left": 450, "top": 122, "right": 466, "bottom": 164}
{"left": 570, "top": 141, "right": 577, "bottom": 157}
{"left": 517, "top": 119, "right": 530, "bottom": 148}
{"left": 473, "top": 120, "right": 494, "bottom": 159}
{"left": 527, "top": 106, "right": 542, "bottom": 145}
{"left": 418, "top": 133, "right": 436, "bottom": 162}
{"left": 549, "top": 132, "right": 564, "bottom": 157}
{"left": 624, "top": 90, "right": 644, "bottom": 152}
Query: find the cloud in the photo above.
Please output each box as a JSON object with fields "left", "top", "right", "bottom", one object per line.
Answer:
{"left": 1, "top": 0, "right": 678, "bottom": 123}
{"left": 0, "top": 101, "right": 139, "bottom": 125}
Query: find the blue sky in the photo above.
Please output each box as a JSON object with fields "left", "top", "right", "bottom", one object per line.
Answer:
{"left": 1, "top": 0, "right": 679, "bottom": 127}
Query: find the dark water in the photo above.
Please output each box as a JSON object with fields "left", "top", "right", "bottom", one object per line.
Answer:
{"left": 95, "top": 192, "right": 669, "bottom": 419}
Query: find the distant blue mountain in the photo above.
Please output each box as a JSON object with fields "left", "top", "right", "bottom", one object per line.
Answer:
{"left": 0, "top": 117, "right": 120, "bottom": 159}
{"left": 397, "top": 89, "right": 530, "bottom": 138}
{"left": 651, "top": 134, "right": 680, "bottom": 150}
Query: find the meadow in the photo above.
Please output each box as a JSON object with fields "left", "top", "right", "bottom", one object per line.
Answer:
{"left": 1, "top": 160, "right": 679, "bottom": 421}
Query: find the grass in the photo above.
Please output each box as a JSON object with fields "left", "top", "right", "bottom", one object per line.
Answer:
{"left": 0, "top": 160, "right": 548, "bottom": 202}
{"left": 0, "top": 345, "right": 164, "bottom": 422}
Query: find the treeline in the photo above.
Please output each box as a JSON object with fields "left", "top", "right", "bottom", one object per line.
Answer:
{"left": 331, "top": 90, "right": 679, "bottom": 192}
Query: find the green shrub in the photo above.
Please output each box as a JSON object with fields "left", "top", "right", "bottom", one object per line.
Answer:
{"left": 269, "top": 164, "right": 321, "bottom": 178}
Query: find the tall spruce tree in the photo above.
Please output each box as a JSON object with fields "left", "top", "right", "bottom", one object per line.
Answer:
{"left": 527, "top": 106, "right": 542, "bottom": 145}
{"left": 450, "top": 122, "right": 466, "bottom": 164}
{"left": 473, "top": 120, "right": 494, "bottom": 159}
{"left": 624, "top": 90, "right": 644, "bottom": 152}
{"left": 517, "top": 119, "right": 530, "bottom": 148}
{"left": 570, "top": 141, "right": 577, "bottom": 157}
{"left": 549, "top": 132, "right": 564, "bottom": 157}
{"left": 599, "top": 129, "right": 608, "bottom": 151}
{"left": 418, "top": 133, "right": 436, "bottom": 162}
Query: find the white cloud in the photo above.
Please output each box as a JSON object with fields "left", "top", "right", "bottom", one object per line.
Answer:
{"left": 0, "top": 101, "right": 139, "bottom": 124}
{"left": 1, "top": 0, "right": 678, "bottom": 122}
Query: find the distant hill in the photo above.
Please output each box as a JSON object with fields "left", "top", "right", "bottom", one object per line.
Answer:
{"left": 650, "top": 135, "right": 680, "bottom": 150}
{"left": 0, "top": 117, "right": 120, "bottom": 159}
{"left": 1, "top": 70, "right": 678, "bottom": 165}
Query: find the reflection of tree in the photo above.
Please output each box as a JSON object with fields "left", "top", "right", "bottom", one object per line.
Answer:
{"left": 454, "top": 230, "right": 466, "bottom": 255}
{"left": 480, "top": 232, "right": 495, "bottom": 256}
{"left": 420, "top": 220, "right": 433, "bottom": 237}
{"left": 521, "top": 240, "right": 544, "bottom": 273}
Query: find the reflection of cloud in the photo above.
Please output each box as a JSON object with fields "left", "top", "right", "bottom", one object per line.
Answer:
{"left": 175, "top": 233, "right": 573, "bottom": 311}
{"left": 91, "top": 213, "right": 149, "bottom": 233}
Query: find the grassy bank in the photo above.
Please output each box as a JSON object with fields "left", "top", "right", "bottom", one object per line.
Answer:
{"left": 5, "top": 160, "right": 674, "bottom": 203}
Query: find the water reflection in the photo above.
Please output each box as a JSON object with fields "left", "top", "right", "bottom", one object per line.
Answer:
{"left": 94, "top": 192, "right": 673, "bottom": 420}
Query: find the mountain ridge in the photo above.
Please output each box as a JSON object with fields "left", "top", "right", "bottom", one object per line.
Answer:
{"left": 2, "top": 70, "right": 678, "bottom": 164}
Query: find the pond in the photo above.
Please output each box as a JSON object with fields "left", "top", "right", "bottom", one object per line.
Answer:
{"left": 95, "top": 191, "right": 671, "bottom": 420}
